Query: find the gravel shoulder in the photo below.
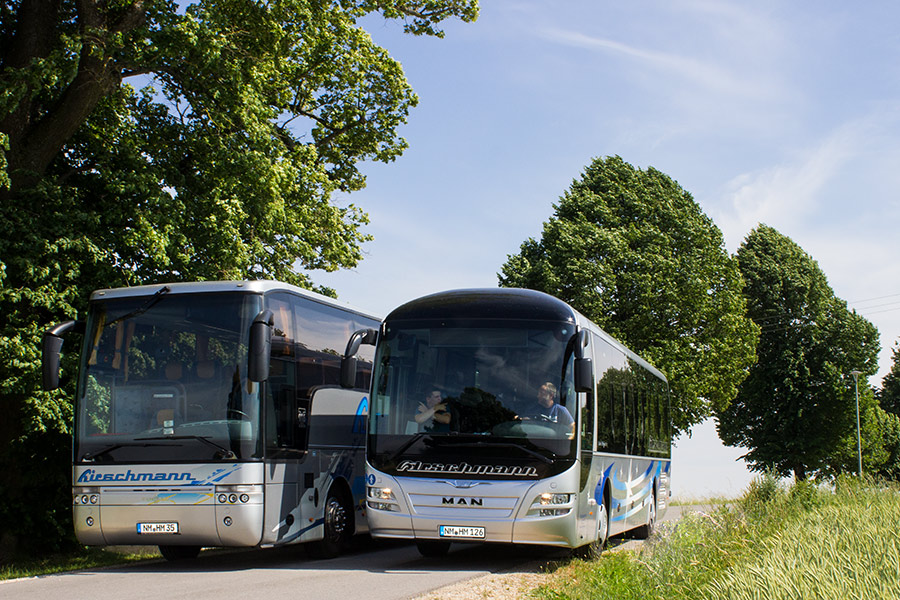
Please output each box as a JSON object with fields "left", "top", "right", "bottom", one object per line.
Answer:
{"left": 411, "top": 537, "right": 640, "bottom": 600}
{"left": 413, "top": 504, "right": 713, "bottom": 600}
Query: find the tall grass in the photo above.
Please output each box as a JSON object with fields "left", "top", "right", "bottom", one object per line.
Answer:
{"left": 705, "top": 480, "right": 900, "bottom": 600}
{"left": 531, "top": 474, "right": 900, "bottom": 600}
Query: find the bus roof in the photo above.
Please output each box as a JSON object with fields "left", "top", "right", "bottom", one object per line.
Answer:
{"left": 389, "top": 288, "right": 667, "bottom": 384}
{"left": 387, "top": 288, "right": 577, "bottom": 323}
{"left": 88, "top": 280, "right": 381, "bottom": 322}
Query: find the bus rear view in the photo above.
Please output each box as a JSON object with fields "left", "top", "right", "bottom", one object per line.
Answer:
{"left": 344, "top": 288, "right": 671, "bottom": 557}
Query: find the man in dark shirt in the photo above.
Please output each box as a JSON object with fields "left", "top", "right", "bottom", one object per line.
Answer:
{"left": 414, "top": 389, "right": 453, "bottom": 432}
{"left": 532, "top": 382, "right": 574, "bottom": 427}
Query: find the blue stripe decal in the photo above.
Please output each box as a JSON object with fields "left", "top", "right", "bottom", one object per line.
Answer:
{"left": 277, "top": 518, "right": 325, "bottom": 545}
{"left": 353, "top": 397, "right": 368, "bottom": 434}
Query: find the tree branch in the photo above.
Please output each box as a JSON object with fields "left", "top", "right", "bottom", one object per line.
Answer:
{"left": 5, "top": 0, "right": 148, "bottom": 189}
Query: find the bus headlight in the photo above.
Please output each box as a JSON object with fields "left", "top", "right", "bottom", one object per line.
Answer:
{"left": 366, "top": 486, "right": 398, "bottom": 512}
{"left": 532, "top": 493, "right": 572, "bottom": 517}
{"left": 540, "top": 493, "right": 570, "bottom": 505}
{"left": 74, "top": 487, "right": 100, "bottom": 506}
{"left": 216, "top": 484, "right": 262, "bottom": 504}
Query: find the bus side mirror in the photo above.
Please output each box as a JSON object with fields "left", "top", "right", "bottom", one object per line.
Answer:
{"left": 248, "top": 310, "right": 274, "bottom": 382}
{"left": 42, "top": 320, "right": 83, "bottom": 391}
{"left": 341, "top": 328, "right": 378, "bottom": 389}
{"left": 573, "top": 329, "right": 592, "bottom": 393}
{"left": 575, "top": 357, "right": 593, "bottom": 393}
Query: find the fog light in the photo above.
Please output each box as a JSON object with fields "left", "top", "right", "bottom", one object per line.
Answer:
{"left": 223, "top": 516, "right": 233, "bottom": 527}
{"left": 86, "top": 516, "right": 94, "bottom": 527}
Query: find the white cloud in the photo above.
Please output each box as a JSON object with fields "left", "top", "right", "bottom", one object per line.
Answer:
{"left": 539, "top": 28, "right": 772, "bottom": 103}
{"left": 710, "top": 109, "right": 900, "bottom": 381}
{"left": 713, "top": 115, "right": 882, "bottom": 252}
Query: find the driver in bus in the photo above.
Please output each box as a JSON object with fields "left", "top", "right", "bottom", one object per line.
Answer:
{"left": 414, "top": 388, "right": 453, "bottom": 432}
{"left": 521, "top": 382, "right": 574, "bottom": 434}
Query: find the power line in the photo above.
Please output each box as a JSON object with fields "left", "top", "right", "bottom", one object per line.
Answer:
{"left": 849, "top": 292, "right": 900, "bottom": 306}
{"left": 858, "top": 306, "right": 900, "bottom": 317}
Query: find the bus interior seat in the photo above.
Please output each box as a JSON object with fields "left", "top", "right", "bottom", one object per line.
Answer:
{"left": 156, "top": 408, "right": 175, "bottom": 426}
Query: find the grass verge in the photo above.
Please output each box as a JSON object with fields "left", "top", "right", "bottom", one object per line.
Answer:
{"left": 531, "top": 474, "right": 900, "bottom": 600}
{"left": 0, "top": 546, "right": 159, "bottom": 581}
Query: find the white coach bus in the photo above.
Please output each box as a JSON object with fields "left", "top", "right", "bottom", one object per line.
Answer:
{"left": 341, "top": 288, "right": 671, "bottom": 557}
{"left": 43, "top": 280, "right": 379, "bottom": 560}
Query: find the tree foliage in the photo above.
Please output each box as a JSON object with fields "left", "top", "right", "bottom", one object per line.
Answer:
{"left": 717, "top": 225, "right": 880, "bottom": 481}
{"left": 499, "top": 156, "right": 758, "bottom": 436}
{"left": 824, "top": 398, "right": 900, "bottom": 482}
{"left": 0, "top": 0, "right": 477, "bottom": 557}
{"left": 1, "top": 0, "right": 477, "bottom": 286}
{"left": 878, "top": 343, "right": 900, "bottom": 417}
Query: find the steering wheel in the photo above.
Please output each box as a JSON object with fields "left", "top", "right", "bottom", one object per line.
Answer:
{"left": 227, "top": 409, "right": 251, "bottom": 421}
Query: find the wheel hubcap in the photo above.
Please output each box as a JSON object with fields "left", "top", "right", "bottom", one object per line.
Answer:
{"left": 325, "top": 498, "right": 347, "bottom": 542}
{"left": 598, "top": 503, "right": 608, "bottom": 542}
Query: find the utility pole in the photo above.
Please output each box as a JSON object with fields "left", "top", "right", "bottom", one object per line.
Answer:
{"left": 851, "top": 370, "right": 863, "bottom": 476}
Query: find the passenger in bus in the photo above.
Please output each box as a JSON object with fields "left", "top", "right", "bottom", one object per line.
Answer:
{"left": 414, "top": 389, "right": 453, "bottom": 432}
{"left": 522, "top": 382, "right": 574, "bottom": 430}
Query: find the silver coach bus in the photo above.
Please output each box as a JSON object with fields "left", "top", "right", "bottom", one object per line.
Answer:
{"left": 43, "top": 280, "right": 379, "bottom": 560}
{"left": 342, "top": 288, "right": 671, "bottom": 557}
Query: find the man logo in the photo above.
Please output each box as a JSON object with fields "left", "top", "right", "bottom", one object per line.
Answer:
{"left": 442, "top": 497, "right": 484, "bottom": 506}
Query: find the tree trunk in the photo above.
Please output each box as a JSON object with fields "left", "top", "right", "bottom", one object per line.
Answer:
{"left": 0, "top": 0, "right": 145, "bottom": 195}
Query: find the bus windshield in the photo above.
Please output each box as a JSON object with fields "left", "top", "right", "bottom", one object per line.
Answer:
{"left": 368, "top": 319, "right": 579, "bottom": 473}
{"left": 75, "top": 291, "right": 263, "bottom": 463}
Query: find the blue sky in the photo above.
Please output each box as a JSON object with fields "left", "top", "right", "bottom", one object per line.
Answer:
{"left": 310, "top": 1, "right": 900, "bottom": 496}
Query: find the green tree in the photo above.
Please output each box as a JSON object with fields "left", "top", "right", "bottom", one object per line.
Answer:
{"left": 0, "top": 0, "right": 477, "bottom": 557}
{"left": 825, "top": 400, "right": 900, "bottom": 481}
{"left": 499, "top": 156, "right": 758, "bottom": 436}
{"left": 878, "top": 343, "right": 900, "bottom": 417}
{"left": 718, "top": 225, "right": 880, "bottom": 481}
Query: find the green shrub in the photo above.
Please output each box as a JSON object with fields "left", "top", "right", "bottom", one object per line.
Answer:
{"left": 740, "top": 469, "right": 784, "bottom": 512}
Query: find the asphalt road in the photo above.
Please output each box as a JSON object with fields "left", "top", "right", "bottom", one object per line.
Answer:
{"left": 0, "top": 504, "right": 708, "bottom": 600}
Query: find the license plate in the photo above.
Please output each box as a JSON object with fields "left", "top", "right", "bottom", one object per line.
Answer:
{"left": 439, "top": 525, "right": 485, "bottom": 539}
{"left": 137, "top": 522, "right": 179, "bottom": 534}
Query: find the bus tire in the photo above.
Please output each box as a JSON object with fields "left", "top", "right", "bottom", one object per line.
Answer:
{"left": 633, "top": 486, "right": 656, "bottom": 540}
{"left": 309, "top": 489, "right": 351, "bottom": 559}
{"left": 416, "top": 540, "right": 451, "bottom": 557}
{"left": 158, "top": 545, "right": 201, "bottom": 561}
{"left": 572, "top": 491, "right": 609, "bottom": 559}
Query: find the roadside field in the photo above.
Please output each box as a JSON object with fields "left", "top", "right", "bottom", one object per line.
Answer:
{"left": 529, "top": 475, "right": 900, "bottom": 600}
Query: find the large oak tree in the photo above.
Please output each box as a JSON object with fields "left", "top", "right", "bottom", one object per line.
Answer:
{"left": 0, "top": 0, "right": 477, "bottom": 556}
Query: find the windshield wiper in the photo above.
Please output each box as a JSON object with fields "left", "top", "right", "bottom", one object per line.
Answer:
{"left": 387, "top": 432, "right": 431, "bottom": 463}
{"left": 438, "top": 440, "right": 554, "bottom": 464}
{"left": 106, "top": 285, "right": 171, "bottom": 327}
{"left": 82, "top": 442, "right": 169, "bottom": 462}
{"left": 138, "top": 435, "right": 237, "bottom": 460}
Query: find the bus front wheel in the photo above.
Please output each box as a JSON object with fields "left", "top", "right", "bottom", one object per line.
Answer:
{"left": 309, "top": 490, "right": 351, "bottom": 559}
{"left": 573, "top": 495, "right": 609, "bottom": 559}
{"left": 633, "top": 488, "right": 656, "bottom": 540}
